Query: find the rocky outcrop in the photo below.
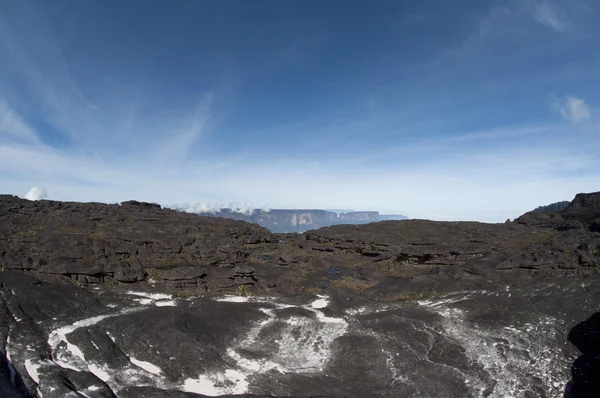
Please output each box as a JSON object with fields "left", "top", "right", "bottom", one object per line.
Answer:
{"left": 532, "top": 201, "right": 571, "bottom": 213}
{"left": 0, "top": 195, "right": 273, "bottom": 294}
{"left": 516, "top": 191, "right": 600, "bottom": 233}
{"left": 566, "top": 312, "right": 600, "bottom": 398}
{"left": 1, "top": 192, "right": 599, "bottom": 300}
{"left": 1, "top": 192, "right": 600, "bottom": 397}
{"left": 1, "top": 269, "right": 598, "bottom": 398}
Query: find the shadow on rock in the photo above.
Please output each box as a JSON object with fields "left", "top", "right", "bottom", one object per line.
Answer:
{"left": 565, "top": 312, "right": 600, "bottom": 398}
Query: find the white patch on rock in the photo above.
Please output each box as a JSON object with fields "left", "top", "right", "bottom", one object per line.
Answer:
{"left": 106, "top": 332, "right": 116, "bottom": 343}
{"left": 187, "top": 294, "right": 349, "bottom": 395}
{"left": 345, "top": 306, "right": 367, "bottom": 315}
{"left": 134, "top": 298, "right": 154, "bottom": 305}
{"left": 125, "top": 291, "right": 177, "bottom": 307}
{"left": 48, "top": 314, "right": 115, "bottom": 366}
{"left": 417, "top": 293, "right": 473, "bottom": 309}
{"left": 130, "top": 357, "right": 163, "bottom": 375}
{"left": 87, "top": 364, "right": 111, "bottom": 382}
{"left": 47, "top": 308, "right": 144, "bottom": 386}
{"left": 423, "top": 298, "right": 571, "bottom": 397}
{"left": 155, "top": 300, "right": 176, "bottom": 307}
{"left": 311, "top": 296, "right": 329, "bottom": 309}
{"left": 24, "top": 359, "right": 41, "bottom": 384}
{"left": 183, "top": 369, "right": 248, "bottom": 396}
{"left": 216, "top": 295, "right": 251, "bottom": 303}
{"left": 6, "top": 335, "right": 17, "bottom": 386}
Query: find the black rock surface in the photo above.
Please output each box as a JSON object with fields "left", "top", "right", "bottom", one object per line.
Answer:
{"left": 1, "top": 192, "right": 599, "bottom": 397}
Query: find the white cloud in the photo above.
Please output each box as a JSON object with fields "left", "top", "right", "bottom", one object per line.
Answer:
{"left": 559, "top": 96, "right": 592, "bottom": 124}
{"left": 533, "top": 2, "right": 569, "bottom": 32}
{"left": 1, "top": 133, "right": 599, "bottom": 223}
{"left": 0, "top": 100, "right": 40, "bottom": 144}
{"left": 170, "top": 201, "right": 225, "bottom": 214}
{"left": 24, "top": 186, "right": 47, "bottom": 200}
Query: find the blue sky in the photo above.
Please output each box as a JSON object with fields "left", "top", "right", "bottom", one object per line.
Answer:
{"left": 1, "top": 0, "right": 599, "bottom": 221}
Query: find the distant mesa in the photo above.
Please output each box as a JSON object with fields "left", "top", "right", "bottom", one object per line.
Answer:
{"left": 531, "top": 201, "right": 571, "bottom": 213}
{"left": 195, "top": 208, "right": 408, "bottom": 233}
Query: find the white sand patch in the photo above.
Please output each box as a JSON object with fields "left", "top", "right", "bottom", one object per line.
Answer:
{"left": 130, "top": 357, "right": 163, "bottom": 375}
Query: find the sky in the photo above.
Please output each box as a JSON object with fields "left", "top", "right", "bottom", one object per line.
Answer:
{"left": 1, "top": 0, "right": 599, "bottom": 222}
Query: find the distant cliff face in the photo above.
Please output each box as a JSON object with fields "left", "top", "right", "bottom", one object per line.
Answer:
{"left": 532, "top": 201, "right": 571, "bottom": 213}
{"left": 196, "top": 209, "right": 408, "bottom": 232}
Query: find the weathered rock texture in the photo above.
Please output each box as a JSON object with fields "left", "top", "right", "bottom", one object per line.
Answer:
{"left": 0, "top": 192, "right": 599, "bottom": 397}
{"left": 1, "top": 192, "right": 599, "bottom": 300}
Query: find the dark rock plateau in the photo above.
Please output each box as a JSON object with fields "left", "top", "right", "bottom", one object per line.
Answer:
{"left": 1, "top": 192, "right": 599, "bottom": 397}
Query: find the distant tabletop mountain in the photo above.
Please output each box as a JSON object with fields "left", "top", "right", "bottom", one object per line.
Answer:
{"left": 532, "top": 201, "right": 571, "bottom": 213}
{"left": 196, "top": 208, "right": 408, "bottom": 233}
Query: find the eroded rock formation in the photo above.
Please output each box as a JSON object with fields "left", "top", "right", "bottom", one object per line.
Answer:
{"left": 0, "top": 192, "right": 599, "bottom": 397}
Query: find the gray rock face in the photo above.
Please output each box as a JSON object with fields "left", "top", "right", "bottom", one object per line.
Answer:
{"left": 1, "top": 271, "right": 598, "bottom": 398}
{"left": 1, "top": 193, "right": 599, "bottom": 300}
{"left": 0, "top": 192, "right": 600, "bottom": 397}
{"left": 0, "top": 195, "right": 273, "bottom": 292}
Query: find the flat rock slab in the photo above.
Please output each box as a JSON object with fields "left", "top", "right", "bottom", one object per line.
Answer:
{"left": 1, "top": 272, "right": 598, "bottom": 398}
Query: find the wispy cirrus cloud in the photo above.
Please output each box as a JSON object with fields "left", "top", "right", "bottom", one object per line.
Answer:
{"left": 157, "top": 93, "right": 214, "bottom": 164}
{"left": 0, "top": 99, "right": 41, "bottom": 145}
{"left": 0, "top": 1, "right": 101, "bottom": 143}
{"left": 558, "top": 96, "right": 592, "bottom": 124}
{"left": 532, "top": 1, "right": 570, "bottom": 32}
{"left": 1, "top": 116, "right": 599, "bottom": 223}
{"left": 0, "top": 0, "right": 215, "bottom": 160}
